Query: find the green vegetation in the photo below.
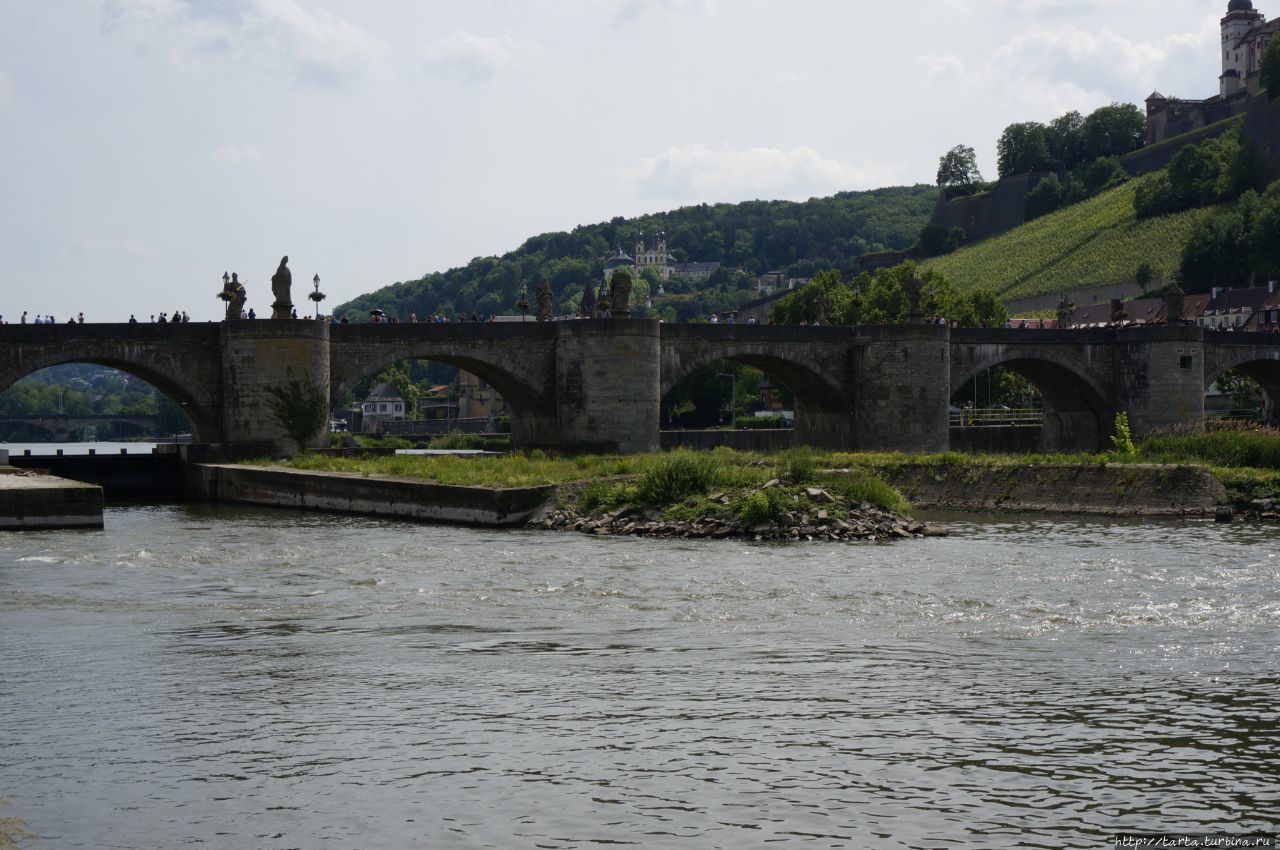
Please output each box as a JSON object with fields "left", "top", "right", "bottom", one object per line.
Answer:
{"left": 1262, "top": 37, "right": 1280, "bottom": 99}
{"left": 633, "top": 452, "right": 722, "bottom": 506}
{"left": 264, "top": 374, "right": 330, "bottom": 454}
{"left": 1179, "top": 182, "right": 1280, "bottom": 290}
{"left": 1111, "top": 412, "right": 1136, "bottom": 457}
{"left": 921, "top": 180, "right": 1216, "bottom": 300}
{"left": 995, "top": 104, "right": 1145, "bottom": 178}
{"left": 936, "top": 144, "right": 983, "bottom": 188}
{"left": 258, "top": 447, "right": 912, "bottom": 517}
{"left": 1133, "top": 128, "right": 1261, "bottom": 219}
{"left": 771, "top": 264, "right": 1007, "bottom": 326}
{"left": 335, "top": 185, "right": 938, "bottom": 324}
{"left": 1136, "top": 420, "right": 1280, "bottom": 470}
{"left": 0, "top": 363, "right": 190, "bottom": 439}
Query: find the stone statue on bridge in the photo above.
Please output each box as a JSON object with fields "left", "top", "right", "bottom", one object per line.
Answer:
{"left": 219, "top": 273, "right": 247, "bottom": 321}
{"left": 609, "top": 269, "right": 633, "bottom": 318}
{"left": 903, "top": 273, "right": 924, "bottom": 323}
{"left": 536, "top": 282, "right": 554, "bottom": 322}
{"left": 1056, "top": 294, "right": 1075, "bottom": 329}
{"left": 271, "top": 256, "right": 293, "bottom": 320}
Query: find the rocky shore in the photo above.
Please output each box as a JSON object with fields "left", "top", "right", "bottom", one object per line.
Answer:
{"left": 537, "top": 490, "right": 948, "bottom": 543}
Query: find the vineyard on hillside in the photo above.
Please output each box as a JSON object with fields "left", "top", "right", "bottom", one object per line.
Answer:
{"left": 922, "top": 181, "right": 1217, "bottom": 300}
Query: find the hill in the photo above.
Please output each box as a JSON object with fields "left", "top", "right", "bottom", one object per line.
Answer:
{"left": 920, "top": 179, "right": 1217, "bottom": 301}
{"left": 335, "top": 185, "right": 937, "bottom": 322}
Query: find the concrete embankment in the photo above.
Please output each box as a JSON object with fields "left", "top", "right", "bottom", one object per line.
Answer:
{"left": 0, "top": 453, "right": 104, "bottom": 530}
{"left": 189, "top": 464, "right": 553, "bottom": 527}
{"left": 870, "top": 462, "right": 1226, "bottom": 516}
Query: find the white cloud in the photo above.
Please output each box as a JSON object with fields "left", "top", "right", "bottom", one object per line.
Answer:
{"left": 612, "top": 0, "right": 715, "bottom": 24}
{"left": 212, "top": 144, "right": 264, "bottom": 164}
{"left": 422, "top": 30, "right": 544, "bottom": 83}
{"left": 923, "top": 23, "right": 1209, "bottom": 116}
{"left": 68, "top": 237, "right": 159, "bottom": 259}
{"left": 620, "top": 144, "right": 895, "bottom": 203}
{"left": 100, "top": 0, "right": 388, "bottom": 89}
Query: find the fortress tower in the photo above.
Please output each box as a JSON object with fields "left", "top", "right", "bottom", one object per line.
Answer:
{"left": 1222, "top": 0, "right": 1266, "bottom": 97}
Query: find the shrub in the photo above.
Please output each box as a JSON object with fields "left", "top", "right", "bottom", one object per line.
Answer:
{"left": 784, "top": 448, "right": 818, "bottom": 485}
{"left": 823, "top": 472, "right": 910, "bottom": 514}
{"left": 634, "top": 452, "right": 722, "bottom": 506}
{"left": 264, "top": 373, "right": 330, "bottom": 454}
{"left": 1111, "top": 412, "right": 1136, "bottom": 457}
{"left": 734, "top": 416, "right": 788, "bottom": 430}
{"left": 739, "top": 488, "right": 786, "bottom": 525}
{"left": 1138, "top": 420, "right": 1280, "bottom": 469}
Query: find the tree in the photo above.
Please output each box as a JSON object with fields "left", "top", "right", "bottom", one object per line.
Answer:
{"left": 1023, "top": 174, "right": 1064, "bottom": 221}
{"left": 1047, "top": 110, "right": 1086, "bottom": 171}
{"left": 265, "top": 373, "right": 330, "bottom": 455}
{"left": 1135, "top": 262, "right": 1154, "bottom": 293}
{"left": 936, "top": 145, "right": 982, "bottom": 187}
{"left": 917, "top": 223, "right": 965, "bottom": 257}
{"left": 996, "top": 122, "right": 1054, "bottom": 177}
{"left": 1080, "top": 103, "right": 1145, "bottom": 160}
{"left": 1262, "top": 36, "right": 1280, "bottom": 98}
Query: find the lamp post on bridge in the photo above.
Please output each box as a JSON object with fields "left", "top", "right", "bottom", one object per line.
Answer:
{"left": 309, "top": 274, "right": 326, "bottom": 320}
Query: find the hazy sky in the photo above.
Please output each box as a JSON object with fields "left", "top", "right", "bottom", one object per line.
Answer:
{"left": 0, "top": 0, "right": 1233, "bottom": 321}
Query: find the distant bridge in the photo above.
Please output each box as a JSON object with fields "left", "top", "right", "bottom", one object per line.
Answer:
{"left": 0, "top": 321, "right": 1277, "bottom": 454}
{"left": 0, "top": 413, "right": 162, "bottom": 439}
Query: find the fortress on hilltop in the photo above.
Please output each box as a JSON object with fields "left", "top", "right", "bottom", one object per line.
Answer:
{"left": 1146, "top": 0, "right": 1279, "bottom": 144}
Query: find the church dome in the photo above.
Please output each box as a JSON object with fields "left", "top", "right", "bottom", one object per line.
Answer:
{"left": 1228, "top": 0, "right": 1253, "bottom": 12}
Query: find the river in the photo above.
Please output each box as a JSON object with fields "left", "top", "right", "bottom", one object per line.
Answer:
{"left": 1, "top": 506, "right": 1277, "bottom": 849}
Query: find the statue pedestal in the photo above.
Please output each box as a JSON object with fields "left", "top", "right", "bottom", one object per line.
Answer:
{"left": 271, "top": 302, "right": 293, "bottom": 320}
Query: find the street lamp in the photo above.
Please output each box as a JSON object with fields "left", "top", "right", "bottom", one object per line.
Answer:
{"left": 222, "top": 271, "right": 230, "bottom": 287}
{"left": 717, "top": 372, "right": 736, "bottom": 428}
{"left": 309, "top": 273, "right": 326, "bottom": 320}
{"left": 517, "top": 282, "right": 530, "bottom": 321}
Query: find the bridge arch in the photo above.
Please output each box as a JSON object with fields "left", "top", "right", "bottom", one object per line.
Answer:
{"left": 1204, "top": 348, "right": 1280, "bottom": 424}
{"left": 951, "top": 353, "right": 1112, "bottom": 452}
{"left": 327, "top": 326, "right": 558, "bottom": 447}
{"left": 660, "top": 337, "right": 854, "bottom": 449}
{"left": 0, "top": 358, "right": 218, "bottom": 443}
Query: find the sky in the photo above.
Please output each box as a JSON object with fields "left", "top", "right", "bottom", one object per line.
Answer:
{"left": 0, "top": 0, "right": 1235, "bottom": 322}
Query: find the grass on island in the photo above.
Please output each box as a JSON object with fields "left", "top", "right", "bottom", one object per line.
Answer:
{"left": 921, "top": 179, "right": 1218, "bottom": 300}
{"left": 253, "top": 421, "right": 1280, "bottom": 512}
{"left": 257, "top": 447, "right": 914, "bottom": 517}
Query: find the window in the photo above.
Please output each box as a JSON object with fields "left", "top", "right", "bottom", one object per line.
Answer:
{"left": 1180, "top": 355, "right": 1193, "bottom": 370}
{"left": 379, "top": 403, "right": 388, "bottom": 413}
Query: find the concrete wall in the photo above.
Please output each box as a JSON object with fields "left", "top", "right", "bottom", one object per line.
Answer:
{"left": 9, "top": 451, "right": 184, "bottom": 500}
{"left": 877, "top": 462, "right": 1225, "bottom": 516}
{"left": 189, "top": 463, "right": 553, "bottom": 527}
{"left": 0, "top": 471, "right": 103, "bottom": 529}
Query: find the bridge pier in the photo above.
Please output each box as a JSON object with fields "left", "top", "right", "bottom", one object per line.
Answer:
{"left": 220, "top": 321, "right": 331, "bottom": 456}
{"left": 853, "top": 325, "right": 951, "bottom": 453}
{"left": 546, "top": 320, "right": 661, "bottom": 454}
{"left": 1115, "top": 327, "right": 1206, "bottom": 438}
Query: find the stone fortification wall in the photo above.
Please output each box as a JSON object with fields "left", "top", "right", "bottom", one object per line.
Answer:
{"left": 1245, "top": 91, "right": 1280, "bottom": 186}
{"left": 930, "top": 173, "right": 1045, "bottom": 244}
{"left": 1122, "top": 116, "right": 1244, "bottom": 177}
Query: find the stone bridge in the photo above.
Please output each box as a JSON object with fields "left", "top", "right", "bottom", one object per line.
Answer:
{"left": 0, "top": 320, "right": 1278, "bottom": 454}
{"left": 0, "top": 413, "right": 162, "bottom": 438}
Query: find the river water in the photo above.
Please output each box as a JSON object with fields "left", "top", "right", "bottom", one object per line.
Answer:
{"left": 1, "top": 506, "right": 1277, "bottom": 849}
